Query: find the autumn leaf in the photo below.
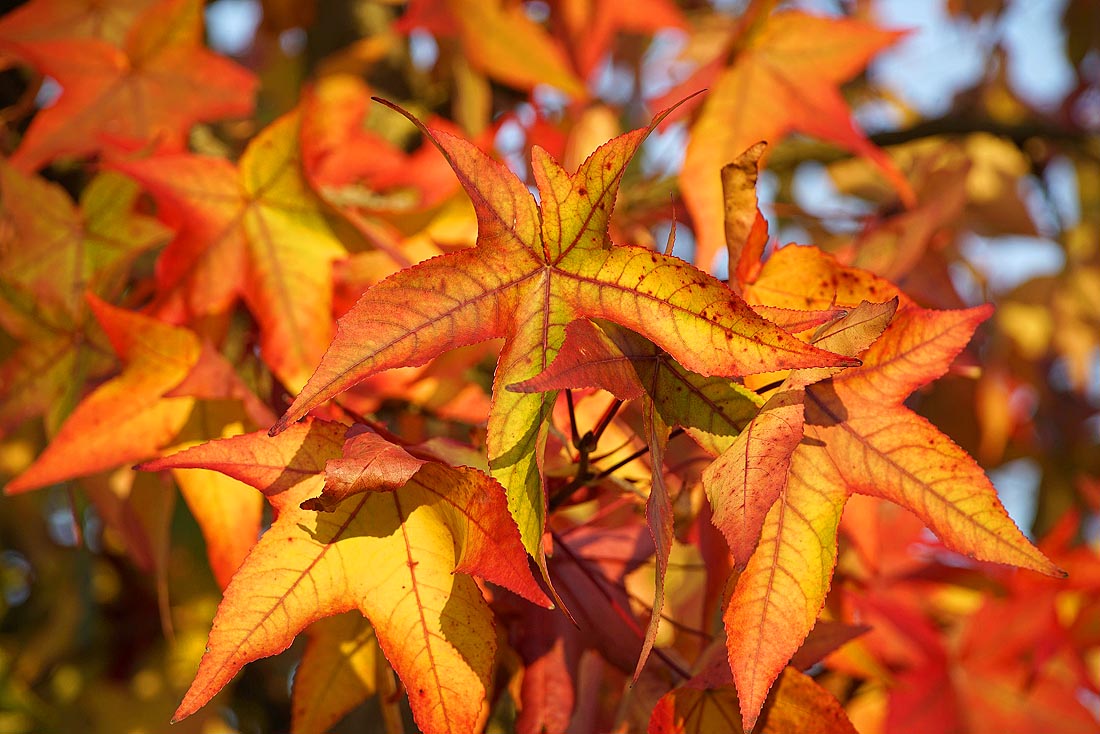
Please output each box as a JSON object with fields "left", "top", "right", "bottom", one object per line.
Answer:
{"left": 741, "top": 244, "right": 905, "bottom": 310}
{"left": 668, "top": 8, "right": 915, "bottom": 267}
{"left": 113, "top": 110, "right": 347, "bottom": 390}
{"left": 713, "top": 303, "right": 1063, "bottom": 730}
{"left": 4, "top": 292, "right": 264, "bottom": 586}
{"left": 272, "top": 99, "right": 856, "bottom": 564}
{"left": 6, "top": 293, "right": 199, "bottom": 494}
{"left": 144, "top": 420, "right": 550, "bottom": 734}
{"left": 0, "top": 163, "right": 168, "bottom": 431}
{"left": 514, "top": 303, "right": 892, "bottom": 677}
{"left": 4, "top": 0, "right": 257, "bottom": 172}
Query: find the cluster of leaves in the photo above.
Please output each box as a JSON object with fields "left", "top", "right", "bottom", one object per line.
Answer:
{"left": 1, "top": 0, "right": 1098, "bottom": 733}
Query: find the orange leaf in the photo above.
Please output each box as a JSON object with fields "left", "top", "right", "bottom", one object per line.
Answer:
{"left": 5, "top": 0, "right": 257, "bottom": 172}
{"left": 714, "top": 302, "right": 1061, "bottom": 730}
{"left": 274, "top": 101, "right": 855, "bottom": 561}
{"left": 808, "top": 307, "right": 1061, "bottom": 572}
{"left": 6, "top": 293, "right": 199, "bottom": 493}
{"left": 705, "top": 299, "right": 898, "bottom": 567}
{"left": 724, "top": 443, "right": 849, "bottom": 729}
{"left": 113, "top": 111, "right": 347, "bottom": 390}
{"left": 143, "top": 420, "right": 549, "bottom": 734}
{"left": 743, "top": 244, "right": 906, "bottom": 311}
{"left": 722, "top": 142, "right": 770, "bottom": 287}
{"left": 675, "top": 11, "right": 914, "bottom": 267}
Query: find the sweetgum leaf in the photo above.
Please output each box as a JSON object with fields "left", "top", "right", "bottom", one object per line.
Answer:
{"left": 143, "top": 420, "right": 549, "bottom": 734}
{"left": 715, "top": 303, "right": 1062, "bottom": 730}
{"left": 722, "top": 142, "right": 770, "bottom": 287}
{"left": 113, "top": 111, "right": 347, "bottom": 390}
{"left": 273, "top": 101, "right": 855, "bottom": 563}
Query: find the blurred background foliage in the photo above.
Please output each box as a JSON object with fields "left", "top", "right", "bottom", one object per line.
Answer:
{"left": 0, "top": 0, "right": 1097, "bottom": 732}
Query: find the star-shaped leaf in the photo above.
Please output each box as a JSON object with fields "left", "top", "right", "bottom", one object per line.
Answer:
{"left": 113, "top": 110, "right": 348, "bottom": 390}
{"left": 709, "top": 303, "right": 1062, "bottom": 730}
{"left": 5, "top": 294, "right": 266, "bottom": 587}
{"left": 272, "top": 99, "right": 856, "bottom": 563}
{"left": 5, "top": 0, "right": 257, "bottom": 172}
{"left": 142, "top": 419, "right": 550, "bottom": 734}
{"left": 704, "top": 298, "right": 900, "bottom": 568}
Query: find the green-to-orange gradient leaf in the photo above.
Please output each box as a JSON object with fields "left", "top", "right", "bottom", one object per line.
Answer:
{"left": 142, "top": 419, "right": 550, "bottom": 734}
{"left": 113, "top": 110, "right": 347, "bottom": 390}
{"left": 672, "top": 9, "right": 914, "bottom": 268}
{"left": 715, "top": 302, "right": 1062, "bottom": 731}
{"left": 6, "top": 293, "right": 199, "bottom": 494}
{"left": 272, "top": 100, "right": 856, "bottom": 562}
{"left": 4, "top": 0, "right": 257, "bottom": 172}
